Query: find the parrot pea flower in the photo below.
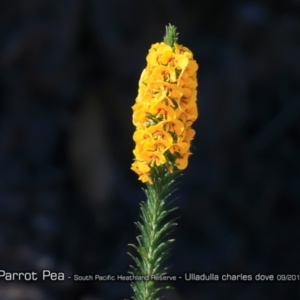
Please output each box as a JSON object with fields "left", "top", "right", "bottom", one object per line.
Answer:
{"left": 131, "top": 33, "right": 198, "bottom": 183}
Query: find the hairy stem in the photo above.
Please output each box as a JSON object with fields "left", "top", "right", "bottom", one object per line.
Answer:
{"left": 163, "top": 24, "right": 179, "bottom": 49}
{"left": 129, "top": 167, "right": 180, "bottom": 300}
{"left": 143, "top": 187, "right": 159, "bottom": 299}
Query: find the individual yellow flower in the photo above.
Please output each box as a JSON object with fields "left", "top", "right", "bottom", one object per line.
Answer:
{"left": 175, "top": 152, "right": 192, "bottom": 170}
{"left": 151, "top": 65, "right": 176, "bottom": 83}
{"left": 148, "top": 125, "right": 173, "bottom": 144}
{"left": 162, "top": 119, "right": 185, "bottom": 136}
{"left": 138, "top": 151, "right": 167, "bottom": 168}
{"left": 131, "top": 161, "right": 151, "bottom": 174}
{"left": 183, "top": 127, "right": 196, "bottom": 143}
{"left": 133, "top": 129, "right": 153, "bottom": 144}
{"left": 146, "top": 43, "right": 173, "bottom": 66}
{"left": 138, "top": 172, "right": 153, "bottom": 184}
{"left": 146, "top": 139, "right": 171, "bottom": 153}
{"left": 186, "top": 60, "right": 199, "bottom": 75}
{"left": 148, "top": 102, "right": 176, "bottom": 120}
{"left": 169, "top": 142, "right": 190, "bottom": 155}
{"left": 183, "top": 103, "right": 198, "bottom": 121}
{"left": 174, "top": 44, "right": 193, "bottom": 56}
{"left": 159, "top": 49, "right": 174, "bottom": 65}
{"left": 167, "top": 84, "right": 183, "bottom": 100}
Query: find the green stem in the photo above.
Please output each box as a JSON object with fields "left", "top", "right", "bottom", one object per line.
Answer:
{"left": 144, "top": 188, "right": 159, "bottom": 299}
{"left": 128, "top": 167, "right": 180, "bottom": 300}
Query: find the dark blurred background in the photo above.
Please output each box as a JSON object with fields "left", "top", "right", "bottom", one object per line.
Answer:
{"left": 0, "top": 0, "right": 300, "bottom": 299}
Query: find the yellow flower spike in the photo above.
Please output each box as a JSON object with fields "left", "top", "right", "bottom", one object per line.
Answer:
{"left": 131, "top": 25, "right": 198, "bottom": 183}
